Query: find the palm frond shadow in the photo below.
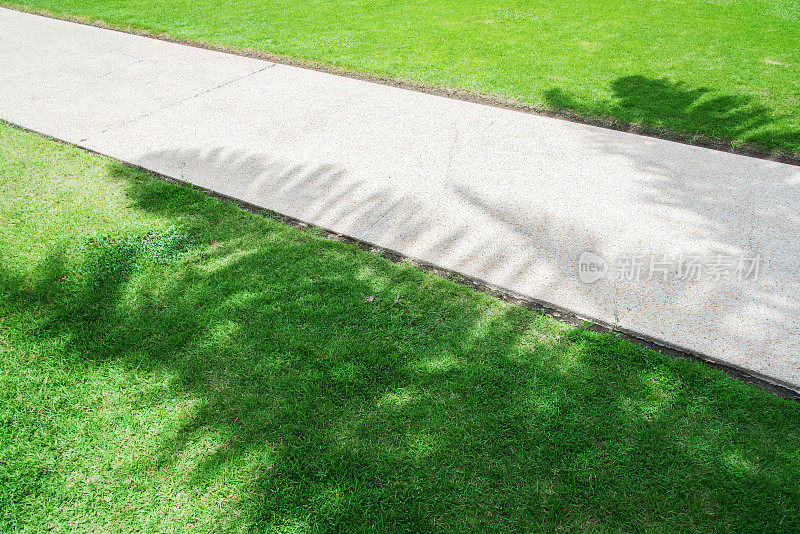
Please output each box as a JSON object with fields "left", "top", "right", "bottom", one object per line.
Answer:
{"left": 5, "top": 144, "right": 799, "bottom": 531}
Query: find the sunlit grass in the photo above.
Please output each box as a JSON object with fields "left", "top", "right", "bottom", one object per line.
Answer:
{"left": 2, "top": 122, "right": 800, "bottom": 532}
{"left": 3, "top": 0, "right": 799, "bottom": 154}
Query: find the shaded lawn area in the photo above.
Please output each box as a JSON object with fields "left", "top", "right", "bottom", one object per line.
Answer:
{"left": 1, "top": 122, "right": 800, "bottom": 533}
{"left": 2, "top": 0, "right": 799, "bottom": 155}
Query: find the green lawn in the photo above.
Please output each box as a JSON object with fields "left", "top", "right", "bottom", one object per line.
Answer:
{"left": 3, "top": 0, "right": 800, "bottom": 155}
{"left": 3, "top": 125, "right": 800, "bottom": 532}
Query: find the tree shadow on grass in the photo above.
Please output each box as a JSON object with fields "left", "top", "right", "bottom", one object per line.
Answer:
{"left": 4, "top": 158, "right": 800, "bottom": 532}
{"left": 544, "top": 75, "right": 800, "bottom": 154}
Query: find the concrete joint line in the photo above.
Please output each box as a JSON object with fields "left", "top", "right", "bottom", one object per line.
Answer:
{"left": 79, "top": 63, "right": 275, "bottom": 142}
{"left": 358, "top": 189, "right": 415, "bottom": 240}
{"left": 90, "top": 58, "right": 145, "bottom": 82}
{"left": 48, "top": 58, "right": 146, "bottom": 99}
{"left": 359, "top": 119, "right": 470, "bottom": 240}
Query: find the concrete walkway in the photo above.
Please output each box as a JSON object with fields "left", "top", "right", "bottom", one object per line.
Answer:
{"left": 2, "top": 8, "right": 799, "bottom": 391}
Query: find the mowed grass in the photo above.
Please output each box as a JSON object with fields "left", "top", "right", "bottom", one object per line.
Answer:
{"left": 3, "top": 0, "right": 800, "bottom": 155}
{"left": 2, "top": 122, "right": 800, "bottom": 533}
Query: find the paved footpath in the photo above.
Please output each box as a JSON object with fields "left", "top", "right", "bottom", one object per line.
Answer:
{"left": 2, "top": 8, "right": 799, "bottom": 391}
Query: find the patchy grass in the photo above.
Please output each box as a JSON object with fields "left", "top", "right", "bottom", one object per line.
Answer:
{"left": 1, "top": 122, "right": 800, "bottom": 533}
{"left": 2, "top": 0, "right": 799, "bottom": 155}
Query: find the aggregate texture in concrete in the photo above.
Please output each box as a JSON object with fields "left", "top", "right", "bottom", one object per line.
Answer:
{"left": 2, "top": 8, "right": 799, "bottom": 391}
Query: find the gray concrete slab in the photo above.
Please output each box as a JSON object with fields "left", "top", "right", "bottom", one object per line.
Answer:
{"left": 2, "top": 8, "right": 799, "bottom": 391}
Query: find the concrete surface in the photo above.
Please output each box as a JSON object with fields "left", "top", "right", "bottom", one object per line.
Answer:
{"left": 2, "top": 8, "right": 799, "bottom": 391}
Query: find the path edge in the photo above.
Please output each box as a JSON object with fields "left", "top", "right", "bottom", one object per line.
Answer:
{"left": 2, "top": 4, "right": 799, "bottom": 168}
{"left": 4, "top": 119, "right": 799, "bottom": 401}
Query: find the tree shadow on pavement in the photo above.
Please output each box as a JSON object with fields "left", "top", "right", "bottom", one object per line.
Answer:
{"left": 4, "top": 151, "right": 800, "bottom": 532}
